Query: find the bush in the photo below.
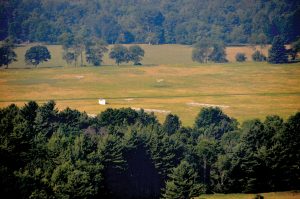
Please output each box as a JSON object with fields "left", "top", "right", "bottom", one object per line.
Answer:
{"left": 253, "top": 194, "right": 264, "bottom": 199}
{"left": 252, "top": 51, "right": 266, "bottom": 62}
{"left": 235, "top": 53, "right": 247, "bottom": 62}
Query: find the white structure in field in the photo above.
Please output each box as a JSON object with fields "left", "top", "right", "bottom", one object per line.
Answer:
{"left": 98, "top": 99, "right": 106, "bottom": 105}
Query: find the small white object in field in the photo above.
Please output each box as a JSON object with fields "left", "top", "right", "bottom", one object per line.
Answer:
{"left": 186, "top": 102, "right": 229, "bottom": 108}
{"left": 75, "top": 75, "right": 84, "bottom": 79}
{"left": 156, "top": 79, "right": 164, "bottom": 83}
{"left": 99, "top": 99, "right": 106, "bottom": 105}
{"left": 124, "top": 98, "right": 134, "bottom": 101}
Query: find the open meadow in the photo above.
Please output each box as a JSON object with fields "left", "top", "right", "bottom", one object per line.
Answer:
{"left": 0, "top": 44, "right": 299, "bottom": 126}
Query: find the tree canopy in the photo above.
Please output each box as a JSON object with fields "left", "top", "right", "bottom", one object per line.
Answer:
{"left": 25, "top": 45, "right": 51, "bottom": 67}
{"left": 1, "top": 102, "right": 299, "bottom": 198}
{"left": 0, "top": 0, "right": 299, "bottom": 45}
{"left": 0, "top": 38, "right": 17, "bottom": 68}
{"left": 268, "top": 36, "right": 288, "bottom": 64}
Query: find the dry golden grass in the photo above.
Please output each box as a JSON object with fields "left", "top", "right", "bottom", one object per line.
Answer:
{"left": 226, "top": 45, "right": 269, "bottom": 62}
{"left": 1, "top": 57, "right": 300, "bottom": 126}
{"left": 196, "top": 191, "right": 300, "bottom": 199}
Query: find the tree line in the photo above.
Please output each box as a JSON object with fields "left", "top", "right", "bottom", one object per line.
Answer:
{"left": 0, "top": 0, "right": 299, "bottom": 45}
{"left": 0, "top": 101, "right": 299, "bottom": 198}
{"left": 0, "top": 37, "right": 145, "bottom": 68}
{"left": 1, "top": 36, "right": 299, "bottom": 68}
{"left": 192, "top": 36, "right": 300, "bottom": 64}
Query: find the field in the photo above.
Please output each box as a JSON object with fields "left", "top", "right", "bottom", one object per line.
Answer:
{"left": 0, "top": 44, "right": 299, "bottom": 126}
{"left": 197, "top": 191, "right": 300, "bottom": 199}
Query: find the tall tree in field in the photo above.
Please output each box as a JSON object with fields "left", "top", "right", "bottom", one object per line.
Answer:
{"left": 0, "top": 38, "right": 17, "bottom": 68}
{"left": 85, "top": 40, "right": 108, "bottom": 66}
{"left": 59, "top": 32, "right": 77, "bottom": 66}
{"left": 128, "top": 45, "right": 145, "bottom": 65}
{"left": 252, "top": 50, "right": 266, "bottom": 62}
{"left": 109, "top": 45, "right": 129, "bottom": 66}
{"left": 268, "top": 36, "right": 288, "bottom": 64}
{"left": 209, "top": 43, "right": 228, "bottom": 63}
{"left": 62, "top": 51, "right": 76, "bottom": 65}
{"left": 25, "top": 45, "right": 51, "bottom": 67}
{"left": 192, "top": 40, "right": 212, "bottom": 63}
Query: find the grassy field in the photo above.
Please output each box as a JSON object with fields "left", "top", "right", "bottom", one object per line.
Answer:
{"left": 197, "top": 191, "right": 300, "bottom": 199}
{"left": 9, "top": 44, "right": 269, "bottom": 68}
{"left": 1, "top": 44, "right": 299, "bottom": 126}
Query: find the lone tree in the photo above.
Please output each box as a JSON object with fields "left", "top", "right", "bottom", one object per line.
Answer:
{"left": 0, "top": 38, "right": 17, "bottom": 69}
{"left": 59, "top": 32, "right": 77, "bottom": 66}
{"left": 62, "top": 51, "right": 76, "bottom": 65}
{"left": 25, "top": 45, "right": 51, "bottom": 67}
{"left": 252, "top": 50, "right": 266, "bottom": 62}
{"left": 209, "top": 43, "right": 228, "bottom": 63}
{"left": 128, "top": 45, "right": 145, "bottom": 65}
{"left": 85, "top": 40, "right": 108, "bottom": 66}
{"left": 192, "top": 40, "right": 212, "bottom": 63}
{"left": 192, "top": 40, "right": 227, "bottom": 63}
{"left": 235, "top": 53, "right": 247, "bottom": 62}
{"left": 268, "top": 36, "right": 288, "bottom": 64}
{"left": 109, "top": 45, "right": 129, "bottom": 65}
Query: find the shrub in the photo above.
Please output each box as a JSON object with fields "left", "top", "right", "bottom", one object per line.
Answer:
{"left": 235, "top": 53, "right": 247, "bottom": 62}
{"left": 252, "top": 50, "right": 266, "bottom": 62}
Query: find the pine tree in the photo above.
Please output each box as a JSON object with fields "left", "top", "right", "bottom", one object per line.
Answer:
{"left": 268, "top": 36, "right": 288, "bottom": 64}
{"left": 163, "top": 114, "right": 181, "bottom": 135}
{"left": 163, "top": 160, "right": 203, "bottom": 199}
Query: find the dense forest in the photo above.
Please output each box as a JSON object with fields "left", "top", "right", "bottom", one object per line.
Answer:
{"left": 0, "top": 101, "right": 299, "bottom": 198}
{"left": 1, "top": 0, "right": 299, "bottom": 45}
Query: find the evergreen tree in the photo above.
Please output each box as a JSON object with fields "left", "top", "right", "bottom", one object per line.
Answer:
{"left": 268, "top": 36, "right": 288, "bottom": 64}
{"left": 34, "top": 100, "right": 58, "bottom": 138}
{"left": 196, "top": 137, "right": 218, "bottom": 187}
{"left": 163, "top": 160, "right": 203, "bottom": 199}
{"left": 194, "top": 107, "right": 238, "bottom": 140}
{"left": 163, "top": 114, "right": 181, "bottom": 135}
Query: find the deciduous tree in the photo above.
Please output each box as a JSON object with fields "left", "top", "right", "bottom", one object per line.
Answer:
{"left": 109, "top": 45, "right": 129, "bottom": 66}
{"left": 128, "top": 45, "right": 144, "bottom": 65}
{"left": 0, "top": 38, "right": 17, "bottom": 68}
{"left": 25, "top": 45, "right": 51, "bottom": 67}
{"left": 235, "top": 53, "right": 246, "bottom": 62}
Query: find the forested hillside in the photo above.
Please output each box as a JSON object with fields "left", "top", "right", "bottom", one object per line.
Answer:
{"left": 0, "top": 101, "right": 299, "bottom": 198}
{"left": 1, "top": 0, "right": 299, "bottom": 45}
